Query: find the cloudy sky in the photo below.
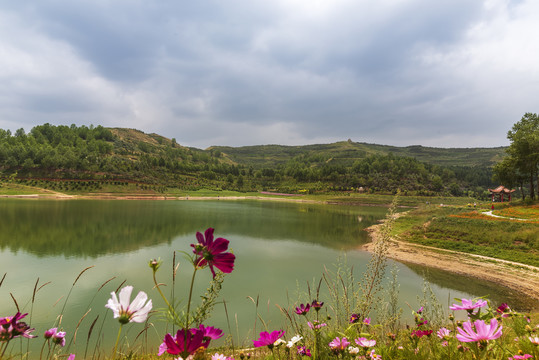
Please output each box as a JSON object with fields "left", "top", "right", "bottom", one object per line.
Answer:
{"left": 1, "top": 0, "right": 537, "bottom": 149}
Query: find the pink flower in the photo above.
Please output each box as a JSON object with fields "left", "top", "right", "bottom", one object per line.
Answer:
{"left": 295, "top": 303, "right": 310, "bottom": 315}
{"left": 191, "top": 228, "right": 235, "bottom": 278}
{"left": 329, "top": 337, "right": 350, "bottom": 352}
{"left": 355, "top": 337, "right": 376, "bottom": 348}
{"left": 449, "top": 298, "right": 487, "bottom": 311}
{"left": 363, "top": 317, "right": 371, "bottom": 325}
{"left": 437, "top": 327, "right": 451, "bottom": 339}
{"left": 369, "top": 349, "right": 382, "bottom": 359}
{"left": 456, "top": 318, "right": 502, "bottom": 343}
{"left": 253, "top": 330, "right": 285, "bottom": 349}
{"left": 192, "top": 324, "right": 223, "bottom": 347}
{"left": 67, "top": 355, "right": 75, "bottom": 360}
{"left": 509, "top": 355, "right": 533, "bottom": 360}
{"left": 211, "top": 353, "right": 234, "bottom": 360}
{"left": 307, "top": 321, "right": 327, "bottom": 330}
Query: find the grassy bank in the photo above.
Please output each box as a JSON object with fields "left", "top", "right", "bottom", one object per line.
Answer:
{"left": 392, "top": 202, "right": 539, "bottom": 267}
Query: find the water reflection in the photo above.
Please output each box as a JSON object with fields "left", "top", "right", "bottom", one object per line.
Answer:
{"left": 0, "top": 199, "right": 386, "bottom": 257}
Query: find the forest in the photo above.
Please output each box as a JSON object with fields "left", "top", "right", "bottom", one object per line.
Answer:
{"left": 0, "top": 123, "right": 506, "bottom": 199}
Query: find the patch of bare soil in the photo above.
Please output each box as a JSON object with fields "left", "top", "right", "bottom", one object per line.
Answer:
{"left": 362, "top": 219, "right": 539, "bottom": 303}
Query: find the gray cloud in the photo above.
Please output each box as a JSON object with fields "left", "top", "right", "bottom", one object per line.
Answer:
{"left": 0, "top": 0, "right": 537, "bottom": 148}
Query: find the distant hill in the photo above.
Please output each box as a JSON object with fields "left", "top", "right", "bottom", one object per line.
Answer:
{"left": 0, "top": 124, "right": 505, "bottom": 198}
{"left": 210, "top": 140, "right": 506, "bottom": 168}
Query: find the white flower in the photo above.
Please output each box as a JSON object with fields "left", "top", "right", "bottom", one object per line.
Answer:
{"left": 287, "top": 335, "right": 303, "bottom": 348}
{"left": 348, "top": 346, "right": 360, "bottom": 354}
{"left": 105, "top": 285, "right": 152, "bottom": 324}
{"left": 274, "top": 338, "right": 286, "bottom": 347}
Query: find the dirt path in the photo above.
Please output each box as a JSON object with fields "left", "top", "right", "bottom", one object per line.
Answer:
{"left": 362, "top": 216, "right": 539, "bottom": 304}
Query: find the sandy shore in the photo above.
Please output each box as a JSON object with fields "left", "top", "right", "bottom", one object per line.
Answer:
{"left": 362, "top": 215, "right": 539, "bottom": 305}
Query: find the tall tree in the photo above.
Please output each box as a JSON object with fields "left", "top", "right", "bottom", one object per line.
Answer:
{"left": 505, "top": 113, "right": 539, "bottom": 200}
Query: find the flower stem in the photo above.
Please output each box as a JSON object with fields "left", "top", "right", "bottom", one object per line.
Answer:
{"left": 152, "top": 269, "right": 178, "bottom": 323}
{"left": 185, "top": 267, "right": 198, "bottom": 329}
{"left": 112, "top": 325, "right": 122, "bottom": 360}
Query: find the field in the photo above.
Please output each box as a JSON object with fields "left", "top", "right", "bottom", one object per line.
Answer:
{"left": 392, "top": 204, "right": 539, "bottom": 267}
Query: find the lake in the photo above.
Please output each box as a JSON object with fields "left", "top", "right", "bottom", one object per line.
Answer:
{"left": 0, "top": 199, "right": 531, "bottom": 356}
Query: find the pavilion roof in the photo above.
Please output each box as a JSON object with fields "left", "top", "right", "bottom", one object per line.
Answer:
{"left": 488, "top": 185, "right": 515, "bottom": 194}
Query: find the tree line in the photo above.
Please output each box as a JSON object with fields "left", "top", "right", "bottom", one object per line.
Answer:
{"left": 0, "top": 123, "right": 499, "bottom": 198}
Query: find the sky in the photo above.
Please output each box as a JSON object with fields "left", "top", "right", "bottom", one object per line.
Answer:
{"left": 0, "top": 0, "right": 537, "bottom": 149}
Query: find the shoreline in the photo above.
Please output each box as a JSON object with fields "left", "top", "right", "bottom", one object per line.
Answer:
{"left": 362, "top": 217, "right": 539, "bottom": 306}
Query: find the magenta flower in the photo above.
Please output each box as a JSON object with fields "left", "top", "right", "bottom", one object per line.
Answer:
{"left": 329, "top": 337, "right": 350, "bottom": 353}
{"left": 67, "top": 355, "right": 75, "bottom": 360}
{"left": 411, "top": 329, "right": 433, "bottom": 338}
{"left": 311, "top": 300, "right": 324, "bottom": 311}
{"left": 297, "top": 346, "right": 311, "bottom": 357}
{"left": 191, "top": 228, "right": 236, "bottom": 278}
{"left": 295, "top": 303, "right": 310, "bottom": 315}
{"left": 449, "top": 298, "right": 487, "bottom": 311}
{"left": 363, "top": 317, "right": 371, "bottom": 325}
{"left": 456, "top": 318, "right": 503, "bottom": 343}
{"left": 192, "top": 324, "right": 223, "bottom": 348}
{"left": 349, "top": 313, "right": 360, "bottom": 323}
{"left": 355, "top": 337, "right": 376, "bottom": 348}
{"left": 159, "top": 328, "right": 205, "bottom": 358}
{"left": 253, "top": 330, "right": 285, "bottom": 349}
{"left": 0, "top": 312, "right": 36, "bottom": 341}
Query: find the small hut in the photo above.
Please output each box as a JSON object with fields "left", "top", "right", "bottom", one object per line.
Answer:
{"left": 488, "top": 185, "right": 516, "bottom": 202}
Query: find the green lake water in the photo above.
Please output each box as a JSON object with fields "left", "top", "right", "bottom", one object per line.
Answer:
{"left": 0, "top": 199, "right": 534, "bottom": 356}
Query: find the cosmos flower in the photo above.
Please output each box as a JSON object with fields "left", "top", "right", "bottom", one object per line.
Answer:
{"left": 191, "top": 228, "right": 235, "bottom": 278}
{"left": 449, "top": 298, "right": 487, "bottom": 312}
{"left": 0, "top": 312, "right": 36, "bottom": 340}
{"left": 437, "top": 327, "right": 451, "bottom": 339}
{"left": 297, "top": 346, "right": 311, "bottom": 357}
{"left": 287, "top": 335, "right": 303, "bottom": 348}
{"left": 105, "top": 286, "right": 152, "bottom": 324}
{"left": 456, "top": 318, "right": 503, "bottom": 343}
{"left": 329, "top": 337, "right": 350, "bottom": 352}
{"left": 295, "top": 303, "right": 310, "bottom": 315}
{"left": 160, "top": 328, "right": 205, "bottom": 358}
{"left": 311, "top": 300, "right": 324, "bottom": 311}
{"left": 349, "top": 313, "right": 360, "bottom": 323}
{"left": 307, "top": 321, "right": 327, "bottom": 330}
{"left": 411, "top": 329, "right": 433, "bottom": 338}
{"left": 253, "top": 330, "right": 285, "bottom": 349}
{"left": 355, "top": 337, "right": 376, "bottom": 348}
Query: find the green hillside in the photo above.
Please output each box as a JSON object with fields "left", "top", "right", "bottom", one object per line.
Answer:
{"left": 0, "top": 124, "right": 506, "bottom": 198}
{"left": 211, "top": 140, "right": 506, "bottom": 168}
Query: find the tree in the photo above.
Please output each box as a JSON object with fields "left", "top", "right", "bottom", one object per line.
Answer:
{"left": 505, "top": 113, "right": 539, "bottom": 200}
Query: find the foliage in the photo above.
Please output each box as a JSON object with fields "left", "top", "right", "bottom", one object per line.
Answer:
{"left": 0, "top": 124, "right": 504, "bottom": 198}
{"left": 494, "top": 113, "right": 539, "bottom": 200}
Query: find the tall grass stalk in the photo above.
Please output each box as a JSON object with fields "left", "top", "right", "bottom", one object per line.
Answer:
{"left": 358, "top": 192, "right": 398, "bottom": 319}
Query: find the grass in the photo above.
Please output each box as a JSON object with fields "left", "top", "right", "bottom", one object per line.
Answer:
{"left": 392, "top": 202, "right": 539, "bottom": 267}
